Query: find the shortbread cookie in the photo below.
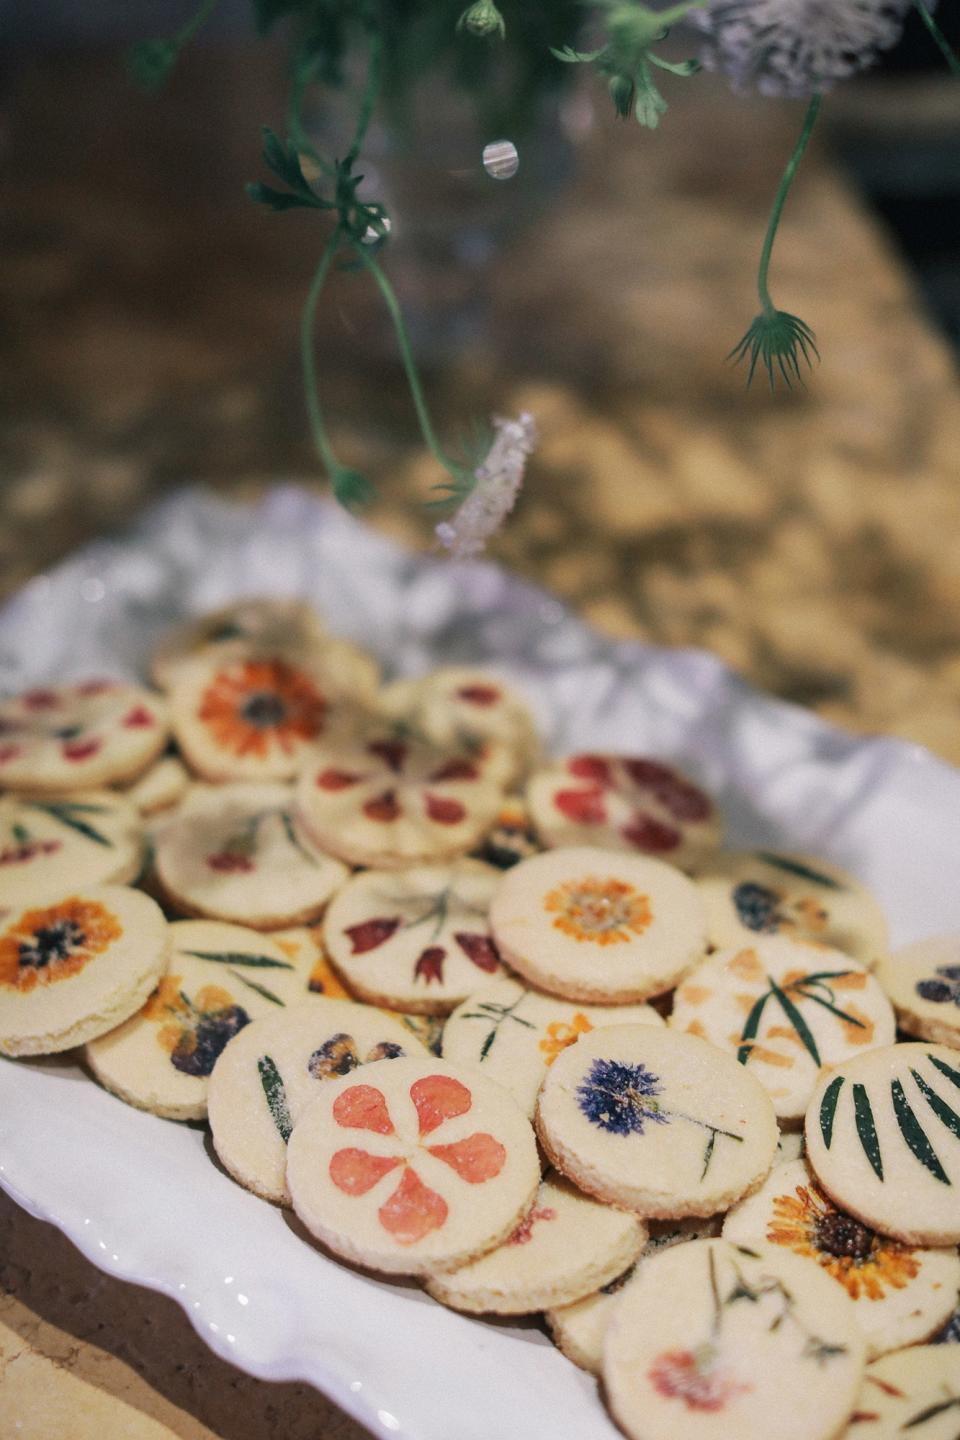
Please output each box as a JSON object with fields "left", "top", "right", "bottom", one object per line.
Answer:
{"left": 489, "top": 847, "right": 708, "bottom": 1003}
{"left": 669, "top": 937, "right": 896, "bottom": 1122}
{"left": 473, "top": 795, "right": 540, "bottom": 871}
{"left": 722, "top": 1158, "right": 960, "bottom": 1359}
{"left": 0, "top": 886, "right": 168, "bottom": 1057}
{"left": 120, "top": 755, "right": 190, "bottom": 816}
{"left": 604, "top": 1239, "right": 866, "bottom": 1440}
{"left": 536, "top": 1025, "right": 777, "bottom": 1217}
{"left": 805, "top": 1043, "right": 960, "bottom": 1246}
{"left": 0, "top": 792, "right": 145, "bottom": 906}
{"left": 546, "top": 1216, "right": 722, "bottom": 1375}
{"left": 151, "top": 598, "right": 331, "bottom": 688}
{"left": 424, "top": 1171, "right": 646, "bottom": 1314}
{"left": 845, "top": 1345, "right": 960, "bottom": 1438}
{"left": 208, "top": 998, "right": 426, "bottom": 1203}
{"left": 397, "top": 1012, "right": 445, "bottom": 1056}
{"left": 286, "top": 1056, "right": 540, "bottom": 1276}
{"left": 526, "top": 753, "right": 720, "bottom": 868}
{"left": 877, "top": 936, "right": 960, "bottom": 1050}
{"left": 322, "top": 861, "right": 503, "bottom": 1016}
{"left": 695, "top": 849, "right": 889, "bottom": 968}
{"left": 379, "top": 668, "right": 540, "bottom": 787}
{"left": 297, "top": 724, "right": 506, "bottom": 869}
{"left": 442, "top": 977, "right": 664, "bottom": 1117}
{"left": 84, "top": 920, "right": 314, "bottom": 1120}
{"left": 0, "top": 681, "right": 168, "bottom": 793}
{"left": 154, "top": 783, "right": 348, "bottom": 929}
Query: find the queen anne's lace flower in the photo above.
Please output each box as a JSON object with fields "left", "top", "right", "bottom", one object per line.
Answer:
{"left": 435, "top": 412, "right": 537, "bottom": 558}
{"left": 688, "top": 0, "right": 922, "bottom": 97}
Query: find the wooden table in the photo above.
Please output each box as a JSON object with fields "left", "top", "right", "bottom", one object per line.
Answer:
{"left": 1, "top": 45, "right": 959, "bottom": 1440}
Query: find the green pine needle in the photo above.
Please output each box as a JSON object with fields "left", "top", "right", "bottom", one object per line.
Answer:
{"left": 728, "top": 309, "right": 819, "bottom": 392}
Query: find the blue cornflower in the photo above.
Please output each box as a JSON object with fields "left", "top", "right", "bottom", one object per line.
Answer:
{"left": 576, "top": 1057, "right": 670, "bottom": 1136}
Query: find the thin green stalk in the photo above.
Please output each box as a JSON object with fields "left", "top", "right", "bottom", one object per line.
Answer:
{"left": 913, "top": 1, "right": 960, "bottom": 76}
{"left": 174, "top": 0, "right": 220, "bottom": 49}
{"left": 346, "top": 23, "right": 384, "bottom": 169}
{"left": 301, "top": 225, "right": 346, "bottom": 478}
{"left": 757, "top": 94, "right": 822, "bottom": 313}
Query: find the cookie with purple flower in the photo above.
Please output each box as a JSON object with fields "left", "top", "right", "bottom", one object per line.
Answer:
{"left": 536, "top": 1025, "right": 777, "bottom": 1219}
{"left": 876, "top": 936, "right": 960, "bottom": 1051}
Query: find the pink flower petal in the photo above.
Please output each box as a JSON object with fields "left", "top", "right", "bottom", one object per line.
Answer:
{"left": 329, "top": 1148, "right": 403, "bottom": 1196}
{"left": 378, "top": 1166, "right": 448, "bottom": 1244}
{"left": 454, "top": 932, "right": 500, "bottom": 973}
{"left": 316, "top": 768, "right": 363, "bottom": 790}
{"left": 424, "top": 793, "right": 465, "bottom": 825}
{"left": 333, "top": 1083, "right": 395, "bottom": 1135}
{"left": 426, "top": 1132, "right": 506, "bottom": 1183}
{"left": 22, "top": 689, "right": 59, "bottom": 711}
{"left": 554, "top": 786, "right": 606, "bottom": 825}
{"left": 122, "top": 705, "right": 154, "bottom": 728}
{"left": 344, "top": 916, "right": 401, "bottom": 953}
{"left": 63, "top": 738, "right": 102, "bottom": 763}
{"left": 567, "top": 755, "right": 613, "bottom": 786}
{"left": 410, "top": 1074, "right": 472, "bottom": 1136}
{"left": 622, "top": 812, "right": 681, "bottom": 852}
{"left": 456, "top": 685, "right": 500, "bottom": 707}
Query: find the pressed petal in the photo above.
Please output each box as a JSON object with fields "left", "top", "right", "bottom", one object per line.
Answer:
{"left": 368, "top": 739, "right": 407, "bottom": 774}
{"left": 426, "top": 1131, "right": 506, "bottom": 1183}
{"left": 424, "top": 793, "right": 465, "bottom": 825}
{"left": 364, "top": 790, "right": 400, "bottom": 823}
{"left": 378, "top": 1165, "right": 448, "bottom": 1244}
{"left": 329, "top": 1147, "right": 403, "bottom": 1196}
{"left": 122, "top": 705, "right": 155, "bottom": 727}
{"left": 317, "top": 768, "right": 363, "bottom": 790}
{"left": 456, "top": 685, "right": 499, "bottom": 707}
{"left": 567, "top": 755, "right": 613, "bottom": 786}
{"left": 63, "top": 738, "right": 102, "bottom": 762}
{"left": 454, "top": 932, "right": 500, "bottom": 973}
{"left": 344, "top": 916, "right": 401, "bottom": 953}
{"left": 428, "top": 759, "right": 479, "bottom": 783}
{"left": 410, "top": 1074, "right": 472, "bottom": 1135}
{"left": 622, "top": 813, "right": 681, "bottom": 852}
{"left": 333, "top": 1083, "right": 395, "bottom": 1135}
{"left": 414, "top": 947, "right": 446, "bottom": 984}
{"left": 554, "top": 787, "right": 606, "bottom": 824}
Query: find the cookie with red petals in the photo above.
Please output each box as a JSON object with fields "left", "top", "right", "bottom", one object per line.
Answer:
{"left": 0, "top": 681, "right": 168, "bottom": 793}
{"left": 0, "top": 792, "right": 145, "bottom": 907}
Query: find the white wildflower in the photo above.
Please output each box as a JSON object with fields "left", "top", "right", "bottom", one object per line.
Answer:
{"left": 687, "top": 0, "right": 922, "bottom": 97}
{"left": 435, "top": 412, "right": 537, "bottom": 558}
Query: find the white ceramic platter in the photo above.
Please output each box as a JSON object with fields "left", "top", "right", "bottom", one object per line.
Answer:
{"left": 2, "top": 487, "right": 960, "bottom": 1440}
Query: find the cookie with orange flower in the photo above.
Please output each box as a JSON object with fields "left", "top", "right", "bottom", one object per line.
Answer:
{"left": 84, "top": 919, "right": 316, "bottom": 1119}
{"left": 603, "top": 1239, "right": 866, "bottom": 1440}
{"left": 669, "top": 935, "right": 896, "bottom": 1123}
{"left": 0, "top": 680, "right": 169, "bottom": 793}
{"left": 722, "top": 1158, "right": 960, "bottom": 1359}
{"left": 0, "top": 791, "right": 145, "bottom": 908}
{"left": 0, "top": 885, "right": 168, "bottom": 1057}
{"left": 488, "top": 847, "right": 708, "bottom": 1003}
{"left": 153, "top": 782, "right": 349, "bottom": 929}
{"left": 441, "top": 976, "right": 663, "bottom": 1118}
{"left": 286, "top": 1055, "right": 540, "bottom": 1276}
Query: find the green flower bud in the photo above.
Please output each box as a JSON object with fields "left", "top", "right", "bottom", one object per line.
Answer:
{"left": 457, "top": 2, "right": 506, "bottom": 41}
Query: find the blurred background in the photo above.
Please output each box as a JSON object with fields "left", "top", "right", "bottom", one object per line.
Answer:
{"left": 1, "top": 14, "right": 959, "bottom": 1432}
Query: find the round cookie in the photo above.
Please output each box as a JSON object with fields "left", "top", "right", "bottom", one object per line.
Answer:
{"left": 0, "top": 680, "right": 169, "bottom": 793}
{"left": 805, "top": 1043, "right": 960, "bottom": 1247}
{"left": 84, "top": 920, "right": 316, "bottom": 1120}
{"left": 119, "top": 755, "right": 190, "bottom": 816}
{"left": 154, "top": 782, "right": 349, "bottom": 929}
{"left": 286, "top": 1055, "right": 541, "bottom": 1276}
{"left": 845, "top": 1346, "right": 960, "bottom": 1438}
{"left": 296, "top": 723, "right": 506, "bottom": 869}
{"left": 526, "top": 752, "right": 720, "bottom": 868}
{"left": 695, "top": 849, "right": 889, "bottom": 969}
{"left": 322, "top": 860, "right": 504, "bottom": 1016}
{"left": 489, "top": 846, "right": 709, "bottom": 1003}
{"left": 536, "top": 1024, "right": 778, "bottom": 1218}
{"left": 151, "top": 598, "right": 335, "bottom": 689}
{"left": 669, "top": 937, "right": 896, "bottom": 1122}
{"left": 0, "top": 791, "right": 145, "bottom": 906}
{"left": 877, "top": 936, "right": 960, "bottom": 1050}
{"left": 0, "top": 885, "right": 169, "bottom": 1057}
{"left": 208, "top": 997, "right": 427, "bottom": 1203}
{"left": 424, "top": 1170, "right": 646, "bottom": 1315}
{"left": 603, "top": 1239, "right": 866, "bottom": 1440}
{"left": 722, "top": 1158, "right": 960, "bottom": 1359}
{"left": 442, "top": 976, "right": 664, "bottom": 1117}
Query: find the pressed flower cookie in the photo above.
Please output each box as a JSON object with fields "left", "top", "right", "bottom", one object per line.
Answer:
{"left": 0, "top": 791, "right": 145, "bottom": 907}
{"left": 603, "top": 1239, "right": 866, "bottom": 1440}
{"left": 119, "top": 755, "right": 190, "bottom": 816}
{"left": 844, "top": 1345, "right": 960, "bottom": 1438}
{"left": 84, "top": 920, "right": 315, "bottom": 1120}
{"left": 322, "top": 860, "right": 503, "bottom": 1016}
{"left": 151, "top": 598, "right": 355, "bottom": 689}
{"left": 876, "top": 936, "right": 960, "bottom": 1050}
{"left": 526, "top": 752, "right": 720, "bottom": 868}
{"left": 488, "top": 846, "right": 709, "bottom": 1004}
{"left": 722, "top": 1158, "right": 960, "bottom": 1359}
{"left": 154, "top": 782, "right": 349, "bottom": 929}
{"left": 695, "top": 849, "right": 889, "bottom": 968}
{"left": 296, "top": 724, "right": 506, "bottom": 869}
{"left": 442, "top": 976, "right": 664, "bottom": 1117}
{"left": 0, "top": 885, "right": 169, "bottom": 1057}
{"left": 0, "top": 680, "right": 169, "bottom": 793}
{"left": 669, "top": 936, "right": 896, "bottom": 1123}
{"left": 805, "top": 1043, "right": 960, "bottom": 1247}
{"left": 207, "top": 997, "right": 426, "bottom": 1203}
{"left": 536, "top": 1024, "right": 778, "bottom": 1218}
{"left": 424, "top": 1170, "right": 646, "bottom": 1315}
{"left": 286, "top": 1055, "right": 540, "bottom": 1276}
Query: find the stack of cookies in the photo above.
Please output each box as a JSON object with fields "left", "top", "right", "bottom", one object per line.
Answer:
{"left": 1, "top": 596, "right": 958, "bottom": 1440}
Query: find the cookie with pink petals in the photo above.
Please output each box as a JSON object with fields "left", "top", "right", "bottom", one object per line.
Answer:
{"left": 0, "top": 791, "right": 145, "bottom": 907}
{"left": 0, "top": 681, "right": 168, "bottom": 793}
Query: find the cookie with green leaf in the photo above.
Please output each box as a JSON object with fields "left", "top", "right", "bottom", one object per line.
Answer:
{"left": 208, "top": 997, "right": 426, "bottom": 1204}
{"left": 805, "top": 1043, "right": 960, "bottom": 1247}
{"left": 0, "top": 790, "right": 145, "bottom": 907}
{"left": 844, "top": 1345, "right": 960, "bottom": 1439}
{"left": 154, "top": 782, "right": 349, "bottom": 929}
{"left": 668, "top": 936, "right": 896, "bottom": 1123}
{"left": 85, "top": 919, "right": 316, "bottom": 1120}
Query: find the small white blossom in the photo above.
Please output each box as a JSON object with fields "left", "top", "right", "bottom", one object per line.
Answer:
{"left": 688, "top": 0, "right": 921, "bottom": 97}
{"left": 435, "top": 412, "right": 537, "bottom": 558}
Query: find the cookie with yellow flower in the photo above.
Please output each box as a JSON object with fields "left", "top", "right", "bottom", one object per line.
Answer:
{"left": 722, "top": 1158, "right": 960, "bottom": 1359}
{"left": 441, "top": 976, "right": 663, "bottom": 1117}
{"left": 0, "top": 885, "right": 169, "bottom": 1057}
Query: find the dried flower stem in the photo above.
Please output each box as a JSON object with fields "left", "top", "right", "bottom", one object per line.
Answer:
{"left": 301, "top": 224, "right": 347, "bottom": 480}
{"left": 757, "top": 93, "right": 821, "bottom": 317}
{"left": 913, "top": 1, "right": 960, "bottom": 76}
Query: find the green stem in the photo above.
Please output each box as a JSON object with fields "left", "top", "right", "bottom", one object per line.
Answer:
{"left": 346, "top": 22, "right": 384, "bottom": 169}
{"left": 300, "top": 225, "right": 347, "bottom": 479}
{"left": 174, "top": 0, "right": 220, "bottom": 49}
{"left": 913, "top": 1, "right": 960, "bottom": 76}
{"left": 757, "top": 94, "right": 822, "bottom": 314}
